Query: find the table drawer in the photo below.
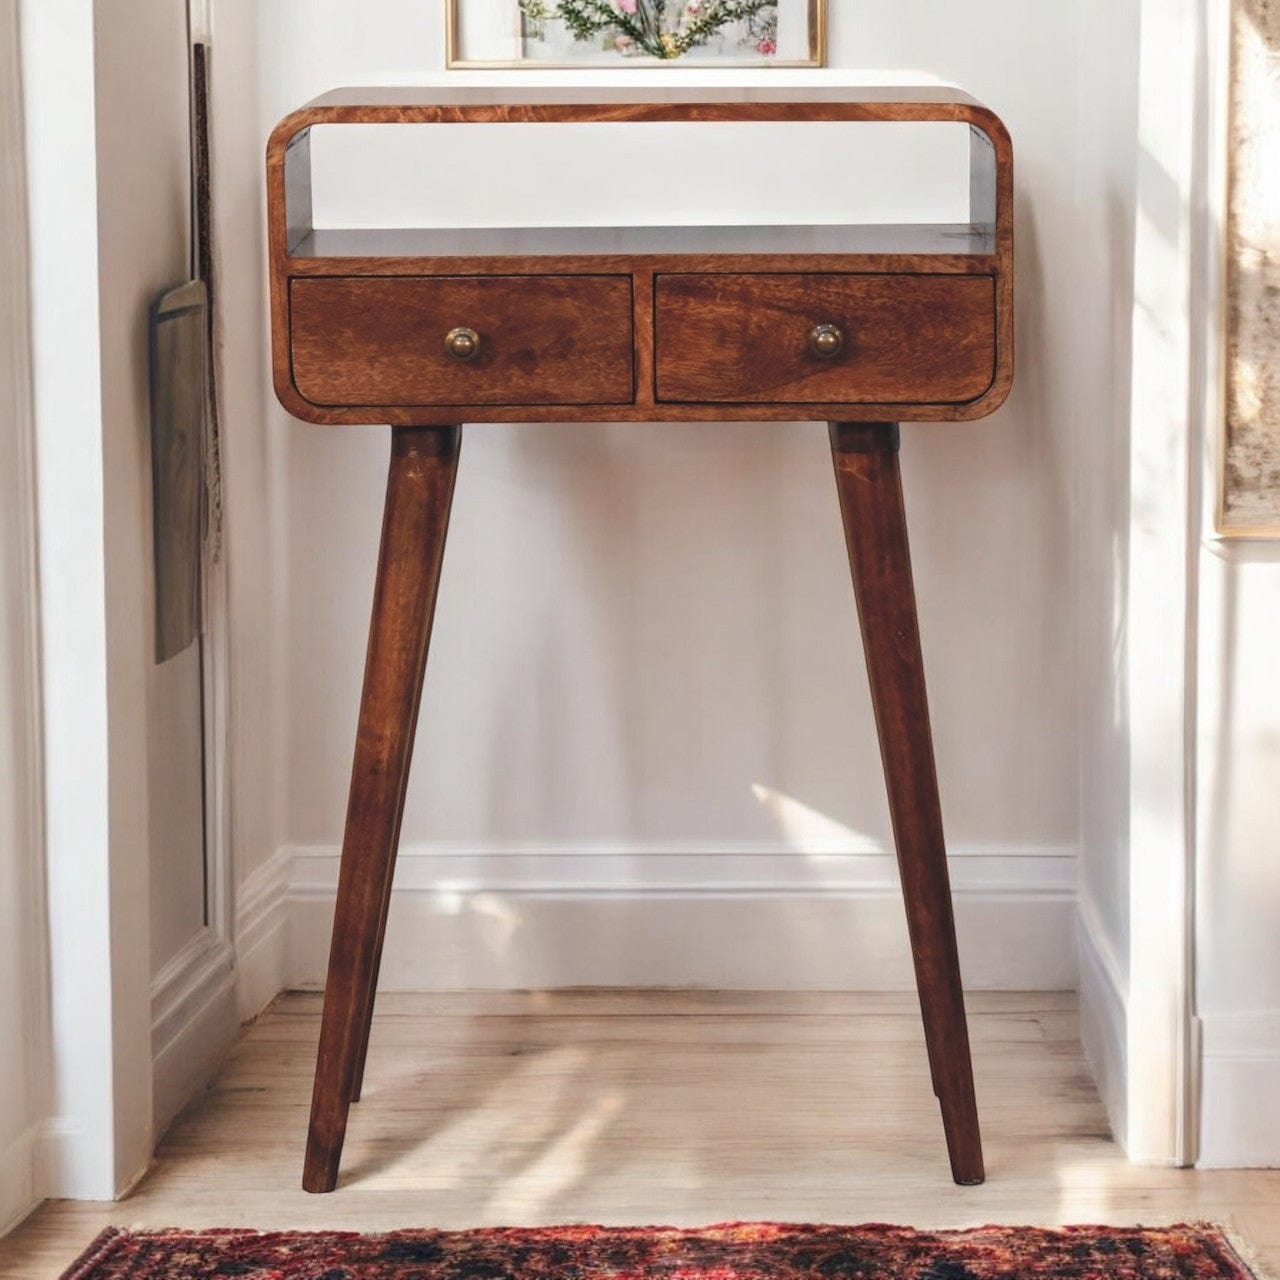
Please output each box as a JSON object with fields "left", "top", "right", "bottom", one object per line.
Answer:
{"left": 290, "top": 275, "right": 635, "bottom": 407}
{"left": 654, "top": 273, "right": 997, "bottom": 405}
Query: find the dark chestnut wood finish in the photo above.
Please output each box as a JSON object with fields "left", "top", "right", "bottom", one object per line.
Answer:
{"left": 829, "top": 421, "right": 984, "bottom": 1186}
{"left": 267, "top": 86, "right": 1014, "bottom": 426}
{"left": 290, "top": 275, "right": 635, "bottom": 408}
{"left": 303, "top": 425, "right": 460, "bottom": 1195}
{"left": 274, "top": 87, "right": 1012, "bottom": 1194}
{"left": 654, "top": 273, "right": 996, "bottom": 405}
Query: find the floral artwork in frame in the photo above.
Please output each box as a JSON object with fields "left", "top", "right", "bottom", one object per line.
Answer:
{"left": 448, "top": 1, "right": 826, "bottom": 69}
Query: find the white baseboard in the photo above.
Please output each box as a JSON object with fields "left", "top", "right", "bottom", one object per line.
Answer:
{"left": 150, "top": 927, "right": 238, "bottom": 1139}
{"left": 234, "top": 849, "right": 291, "bottom": 1021}
{"left": 259, "top": 842, "right": 1077, "bottom": 992}
{"left": 0, "top": 1123, "right": 41, "bottom": 1238}
{"left": 1197, "top": 1013, "right": 1280, "bottom": 1168}
{"left": 147, "top": 848, "right": 293, "bottom": 1141}
{"left": 1076, "top": 894, "right": 1129, "bottom": 1150}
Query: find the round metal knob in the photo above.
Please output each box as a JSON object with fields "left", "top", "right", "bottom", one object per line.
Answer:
{"left": 808, "top": 323, "right": 844, "bottom": 359}
{"left": 445, "top": 327, "right": 481, "bottom": 361}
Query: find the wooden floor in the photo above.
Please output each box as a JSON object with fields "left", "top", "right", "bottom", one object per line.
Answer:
{"left": 2, "top": 991, "right": 1278, "bottom": 1278}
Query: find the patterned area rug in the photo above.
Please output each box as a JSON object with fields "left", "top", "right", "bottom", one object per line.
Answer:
{"left": 61, "top": 1222, "right": 1258, "bottom": 1280}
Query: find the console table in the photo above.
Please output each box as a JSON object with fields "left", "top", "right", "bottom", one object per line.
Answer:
{"left": 267, "top": 85, "right": 1014, "bottom": 1194}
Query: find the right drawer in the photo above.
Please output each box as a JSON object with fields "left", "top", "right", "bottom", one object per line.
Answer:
{"left": 654, "top": 273, "right": 997, "bottom": 406}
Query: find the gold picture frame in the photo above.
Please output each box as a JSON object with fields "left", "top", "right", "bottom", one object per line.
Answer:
{"left": 1218, "top": 0, "right": 1280, "bottom": 538}
{"left": 447, "top": 1, "right": 827, "bottom": 70}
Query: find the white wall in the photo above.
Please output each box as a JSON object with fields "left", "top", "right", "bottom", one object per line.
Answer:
{"left": 0, "top": 0, "right": 48, "bottom": 1235}
{"left": 208, "top": 0, "right": 1134, "bottom": 1000}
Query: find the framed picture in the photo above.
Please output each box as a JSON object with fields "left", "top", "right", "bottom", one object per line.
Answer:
{"left": 448, "top": 1, "right": 827, "bottom": 69}
{"left": 1219, "top": 0, "right": 1280, "bottom": 536}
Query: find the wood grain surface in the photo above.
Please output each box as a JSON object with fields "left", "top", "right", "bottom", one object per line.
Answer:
{"left": 290, "top": 275, "right": 634, "bottom": 408}
{"left": 3, "top": 991, "right": 1280, "bottom": 1280}
{"left": 266, "top": 88, "right": 1014, "bottom": 427}
{"left": 303, "top": 426, "right": 460, "bottom": 1194}
{"left": 655, "top": 274, "right": 996, "bottom": 405}
{"left": 830, "top": 422, "right": 983, "bottom": 1185}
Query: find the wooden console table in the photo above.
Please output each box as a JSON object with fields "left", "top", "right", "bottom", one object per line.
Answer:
{"left": 267, "top": 85, "right": 1014, "bottom": 1194}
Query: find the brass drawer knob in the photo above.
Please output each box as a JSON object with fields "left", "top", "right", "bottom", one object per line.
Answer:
{"left": 445, "top": 326, "right": 481, "bottom": 361}
{"left": 808, "top": 323, "right": 844, "bottom": 359}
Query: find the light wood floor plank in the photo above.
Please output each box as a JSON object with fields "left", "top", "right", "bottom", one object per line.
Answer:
{"left": 1, "top": 991, "right": 1277, "bottom": 1280}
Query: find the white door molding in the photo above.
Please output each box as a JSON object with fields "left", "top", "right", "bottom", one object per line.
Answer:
{"left": 1123, "top": 0, "right": 1223, "bottom": 1165}
{"left": 20, "top": 0, "right": 155, "bottom": 1199}
{"left": 0, "top": 0, "right": 50, "bottom": 1234}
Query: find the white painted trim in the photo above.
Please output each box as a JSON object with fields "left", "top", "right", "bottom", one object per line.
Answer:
{"left": 1186, "top": 0, "right": 1233, "bottom": 1171}
{"left": 150, "top": 928, "right": 238, "bottom": 1138}
{"left": 1123, "top": 0, "right": 1209, "bottom": 1166}
{"left": 1077, "top": 895, "right": 1129, "bottom": 1148}
{"left": 235, "top": 848, "right": 292, "bottom": 1020}
{"left": 1197, "top": 1014, "right": 1280, "bottom": 1168}
{"left": 247, "top": 843, "right": 1077, "bottom": 993}
{"left": 286, "top": 838, "right": 1078, "bottom": 861}
{"left": 287, "top": 840, "right": 1078, "bottom": 896}
{"left": 202, "top": 570, "right": 234, "bottom": 976}
{"left": 0, "top": 0, "right": 50, "bottom": 1233}
{"left": 0, "top": 1124, "right": 42, "bottom": 1239}
{"left": 19, "top": 0, "right": 138, "bottom": 1202}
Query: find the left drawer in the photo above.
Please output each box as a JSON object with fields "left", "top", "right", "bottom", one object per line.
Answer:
{"left": 289, "top": 275, "right": 635, "bottom": 408}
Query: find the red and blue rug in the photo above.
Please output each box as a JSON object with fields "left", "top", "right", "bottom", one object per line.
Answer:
{"left": 61, "top": 1221, "right": 1258, "bottom": 1280}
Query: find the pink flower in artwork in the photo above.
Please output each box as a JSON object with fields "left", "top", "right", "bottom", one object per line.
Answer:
{"left": 616, "top": 0, "right": 638, "bottom": 12}
{"left": 687, "top": 1, "right": 702, "bottom": 12}
{"left": 757, "top": 37, "right": 777, "bottom": 55}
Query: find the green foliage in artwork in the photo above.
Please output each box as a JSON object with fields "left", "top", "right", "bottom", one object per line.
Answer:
{"left": 517, "top": 0, "right": 779, "bottom": 60}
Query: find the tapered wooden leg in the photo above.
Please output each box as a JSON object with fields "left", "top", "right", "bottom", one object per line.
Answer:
{"left": 829, "top": 421, "right": 985, "bottom": 1186}
{"left": 302, "top": 424, "right": 461, "bottom": 1193}
{"left": 347, "top": 727, "right": 413, "bottom": 1106}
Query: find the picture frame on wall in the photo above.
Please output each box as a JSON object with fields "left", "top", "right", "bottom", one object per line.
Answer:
{"left": 1219, "top": 0, "right": 1280, "bottom": 537}
{"left": 448, "top": 1, "right": 827, "bottom": 69}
